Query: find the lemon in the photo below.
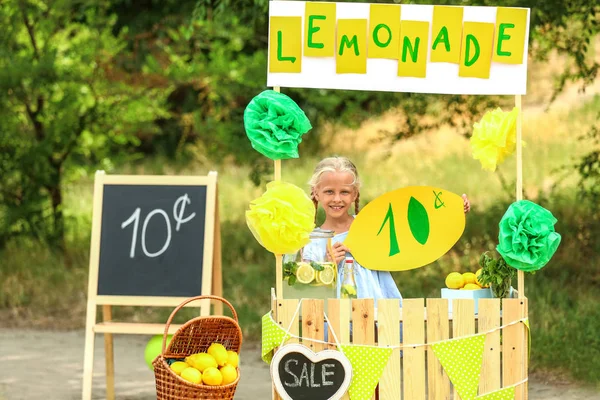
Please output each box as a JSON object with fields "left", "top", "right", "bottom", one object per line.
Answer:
{"left": 186, "top": 353, "right": 217, "bottom": 372}
{"left": 445, "top": 272, "right": 465, "bottom": 289}
{"left": 463, "top": 283, "right": 482, "bottom": 290}
{"left": 226, "top": 350, "right": 239, "bottom": 368}
{"left": 340, "top": 284, "right": 357, "bottom": 299}
{"left": 202, "top": 367, "right": 223, "bottom": 386}
{"left": 220, "top": 365, "right": 238, "bottom": 385}
{"left": 475, "top": 269, "right": 489, "bottom": 288}
{"left": 180, "top": 367, "right": 202, "bottom": 384}
{"left": 207, "top": 343, "right": 228, "bottom": 367}
{"left": 462, "top": 272, "right": 477, "bottom": 285}
{"left": 170, "top": 361, "right": 190, "bottom": 376}
{"left": 317, "top": 264, "right": 336, "bottom": 286}
{"left": 295, "top": 262, "right": 315, "bottom": 284}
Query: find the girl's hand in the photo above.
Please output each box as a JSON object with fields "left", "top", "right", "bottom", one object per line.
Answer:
{"left": 462, "top": 194, "right": 471, "bottom": 213}
{"left": 328, "top": 242, "right": 351, "bottom": 265}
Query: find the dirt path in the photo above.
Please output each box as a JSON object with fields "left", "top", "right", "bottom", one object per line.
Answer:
{"left": 1, "top": 329, "right": 598, "bottom": 400}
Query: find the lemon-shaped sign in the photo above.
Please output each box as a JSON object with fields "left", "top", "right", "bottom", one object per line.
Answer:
{"left": 345, "top": 186, "right": 465, "bottom": 271}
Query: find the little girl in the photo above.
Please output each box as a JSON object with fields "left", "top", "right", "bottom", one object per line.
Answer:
{"left": 302, "top": 156, "right": 471, "bottom": 303}
{"left": 302, "top": 156, "right": 403, "bottom": 302}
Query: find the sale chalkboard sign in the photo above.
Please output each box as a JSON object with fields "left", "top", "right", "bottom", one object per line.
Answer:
{"left": 271, "top": 344, "right": 352, "bottom": 400}
{"left": 82, "top": 171, "right": 222, "bottom": 400}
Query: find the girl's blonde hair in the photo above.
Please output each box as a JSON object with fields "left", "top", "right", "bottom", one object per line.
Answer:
{"left": 308, "top": 156, "right": 361, "bottom": 219}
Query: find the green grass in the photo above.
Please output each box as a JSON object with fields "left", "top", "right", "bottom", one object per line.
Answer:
{"left": 1, "top": 95, "right": 599, "bottom": 385}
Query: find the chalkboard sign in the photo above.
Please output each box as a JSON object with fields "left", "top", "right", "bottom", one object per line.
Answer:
{"left": 97, "top": 183, "right": 207, "bottom": 297}
{"left": 87, "top": 171, "right": 221, "bottom": 306}
{"left": 271, "top": 344, "right": 352, "bottom": 400}
{"left": 82, "top": 171, "right": 222, "bottom": 400}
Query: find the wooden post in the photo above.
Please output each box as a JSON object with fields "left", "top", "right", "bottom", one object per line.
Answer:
{"left": 515, "top": 95, "right": 525, "bottom": 298}
{"left": 212, "top": 185, "right": 224, "bottom": 315}
{"left": 515, "top": 94, "right": 528, "bottom": 399}
{"left": 103, "top": 305, "right": 115, "bottom": 400}
{"left": 273, "top": 86, "right": 284, "bottom": 300}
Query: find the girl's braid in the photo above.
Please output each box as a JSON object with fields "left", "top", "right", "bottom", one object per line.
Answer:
{"left": 354, "top": 192, "right": 360, "bottom": 215}
{"left": 312, "top": 192, "right": 319, "bottom": 223}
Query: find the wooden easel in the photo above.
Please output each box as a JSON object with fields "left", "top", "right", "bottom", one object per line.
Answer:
{"left": 81, "top": 171, "right": 223, "bottom": 400}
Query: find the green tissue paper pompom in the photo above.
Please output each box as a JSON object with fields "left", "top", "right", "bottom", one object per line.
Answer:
{"left": 496, "top": 200, "right": 561, "bottom": 272}
{"left": 243, "top": 90, "right": 312, "bottom": 160}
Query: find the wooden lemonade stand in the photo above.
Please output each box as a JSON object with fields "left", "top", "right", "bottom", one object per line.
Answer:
{"left": 258, "top": 2, "right": 531, "bottom": 399}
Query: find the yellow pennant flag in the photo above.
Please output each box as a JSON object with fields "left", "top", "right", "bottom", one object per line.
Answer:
{"left": 340, "top": 345, "right": 392, "bottom": 400}
{"left": 431, "top": 334, "right": 486, "bottom": 400}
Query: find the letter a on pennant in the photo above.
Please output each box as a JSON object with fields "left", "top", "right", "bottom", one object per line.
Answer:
{"left": 430, "top": 6, "right": 463, "bottom": 63}
{"left": 269, "top": 16, "right": 302, "bottom": 73}
{"left": 459, "top": 22, "right": 494, "bottom": 79}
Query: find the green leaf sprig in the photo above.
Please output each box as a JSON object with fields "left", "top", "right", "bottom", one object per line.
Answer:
{"left": 478, "top": 251, "right": 516, "bottom": 298}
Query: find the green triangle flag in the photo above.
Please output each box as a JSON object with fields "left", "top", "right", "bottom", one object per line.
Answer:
{"left": 476, "top": 386, "right": 515, "bottom": 400}
{"left": 431, "top": 333, "right": 486, "bottom": 400}
{"left": 261, "top": 313, "right": 290, "bottom": 363}
{"left": 340, "top": 345, "right": 392, "bottom": 400}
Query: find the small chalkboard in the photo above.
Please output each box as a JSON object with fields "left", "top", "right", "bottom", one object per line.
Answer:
{"left": 97, "top": 183, "right": 207, "bottom": 297}
{"left": 271, "top": 344, "right": 352, "bottom": 400}
{"left": 88, "top": 172, "right": 220, "bottom": 303}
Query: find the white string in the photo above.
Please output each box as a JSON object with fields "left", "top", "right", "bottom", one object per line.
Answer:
{"left": 271, "top": 311, "right": 528, "bottom": 350}
{"left": 506, "top": 378, "right": 529, "bottom": 388}
{"left": 278, "top": 298, "right": 304, "bottom": 347}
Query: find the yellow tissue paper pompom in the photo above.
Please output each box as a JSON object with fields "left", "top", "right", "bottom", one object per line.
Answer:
{"left": 246, "top": 181, "right": 315, "bottom": 255}
{"left": 470, "top": 107, "right": 523, "bottom": 172}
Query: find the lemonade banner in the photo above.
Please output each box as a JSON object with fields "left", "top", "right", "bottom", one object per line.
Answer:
{"left": 262, "top": 310, "right": 530, "bottom": 399}
{"left": 268, "top": 1, "right": 530, "bottom": 95}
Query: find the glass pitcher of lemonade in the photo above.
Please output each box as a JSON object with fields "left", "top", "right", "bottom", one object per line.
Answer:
{"left": 282, "top": 228, "right": 338, "bottom": 301}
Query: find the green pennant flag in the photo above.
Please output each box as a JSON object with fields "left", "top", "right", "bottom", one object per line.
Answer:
{"left": 261, "top": 313, "right": 290, "bottom": 363}
{"left": 340, "top": 345, "right": 392, "bottom": 400}
{"left": 431, "top": 333, "right": 486, "bottom": 400}
{"left": 476, "top": 386, "right": 515, "bottom": 400}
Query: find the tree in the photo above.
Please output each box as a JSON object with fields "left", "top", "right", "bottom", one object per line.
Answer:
{"left": 0, "top": 0, "right": 169, "bottom": 249}
{"left": 109, "top": 0, "right": 598, "bottom": 167}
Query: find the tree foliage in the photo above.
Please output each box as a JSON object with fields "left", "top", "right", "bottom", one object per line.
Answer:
{"left": 0, "top": 0, "right": 598, "bottom": 248}
{"left": 0, "top": 0, "right": 169, "bottom": 247}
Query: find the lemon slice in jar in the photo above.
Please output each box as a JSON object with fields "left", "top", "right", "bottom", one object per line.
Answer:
{"left": 317, "top": 264, "right": 336, "bottom": 286}
{"left": 296, "top": 262, "right": 315, "bottom": 284}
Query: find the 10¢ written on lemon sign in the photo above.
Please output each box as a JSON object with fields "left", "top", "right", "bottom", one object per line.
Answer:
{"left": 345, "top": 186, "right": 465, "bottom": 272}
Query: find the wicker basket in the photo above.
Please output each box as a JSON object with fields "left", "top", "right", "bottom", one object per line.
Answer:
{"left": 153, "top": 295, "right": 243, "bottom": 400}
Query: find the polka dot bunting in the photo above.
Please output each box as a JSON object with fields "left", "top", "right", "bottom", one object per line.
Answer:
{"left": 431, "top": 333, "right": 486, "bottom": 400}
{"left": 476, "top": 386, "right": 515, "bottom": 400}
{"left": 340, "top": 345, "right": 392, "bottom": 400}
{"left": 261, "top": 313, "right": 290, "bottom": 363}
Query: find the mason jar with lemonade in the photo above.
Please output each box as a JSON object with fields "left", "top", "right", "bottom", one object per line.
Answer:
{"left": 282, "top": 228, "right": 337, "bottom": 301}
